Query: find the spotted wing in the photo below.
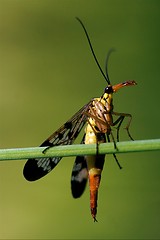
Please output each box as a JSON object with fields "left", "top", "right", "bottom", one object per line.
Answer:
{"left": 71, "top": 134, "right": 88, "bottom": 198}
{"left": 23, "top": 102, "right": 91, "bottom": 181}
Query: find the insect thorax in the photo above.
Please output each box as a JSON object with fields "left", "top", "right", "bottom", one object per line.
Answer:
{"left": 84, "top": 91, "right": 114, "bottom": 139}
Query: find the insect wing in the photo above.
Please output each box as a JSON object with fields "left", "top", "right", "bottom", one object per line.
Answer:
{"left": 71, "top": 134, "right": 88, "bottom": 198}
{"left": 23, "top": 103, "right": 91, "bottom": 181}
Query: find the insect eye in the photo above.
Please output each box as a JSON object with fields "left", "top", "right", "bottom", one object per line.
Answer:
{"left": 104, "top": 86, "right": 113, "bottom": 94}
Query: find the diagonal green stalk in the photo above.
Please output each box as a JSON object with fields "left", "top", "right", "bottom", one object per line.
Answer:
{"left": 0, "top": 139, "right": 160, "bottom": 161}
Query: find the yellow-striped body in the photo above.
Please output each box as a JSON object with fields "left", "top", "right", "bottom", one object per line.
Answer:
{"left": 83, "top": 81, "right": 136, "bottom": 221}
{"left": 84, "top": 92, "right": 113, "bottom": 221}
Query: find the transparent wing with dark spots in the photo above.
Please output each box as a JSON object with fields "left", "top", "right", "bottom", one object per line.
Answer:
{"left": 23, "top": 102, "right": 92, "bottom": 181}
{"left": 71, "top": 134, "right": 88, "bottom": 198}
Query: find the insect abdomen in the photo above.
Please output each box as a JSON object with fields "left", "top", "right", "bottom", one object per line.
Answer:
{"left": 85, "top": 122, "right": 106, "bottom": 221}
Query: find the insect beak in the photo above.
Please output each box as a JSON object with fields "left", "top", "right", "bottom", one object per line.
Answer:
{"left": 112, "top": 80, "right": 137, "bottom": 92}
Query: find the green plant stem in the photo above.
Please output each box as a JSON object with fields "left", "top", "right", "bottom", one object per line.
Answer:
{"left": 0, "top": 139, "right": 160, "bottom": 161}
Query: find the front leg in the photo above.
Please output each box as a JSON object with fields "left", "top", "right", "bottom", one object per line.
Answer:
{"left": 112, "top": 111, "right": 134, "bottom": 141}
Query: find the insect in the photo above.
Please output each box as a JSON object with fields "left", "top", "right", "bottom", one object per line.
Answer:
{"left": 23, "top": 17, "right": 137, "bottom": 222}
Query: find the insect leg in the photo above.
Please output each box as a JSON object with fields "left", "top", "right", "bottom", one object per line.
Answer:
{"left": 112, "top": 115, "right": 125, "bottom": 142}
{"left": 106, "top": 134, "right": 122, "bottom": 169}
{"left": 112, "top": 111, "right": 134, "bottom": 141}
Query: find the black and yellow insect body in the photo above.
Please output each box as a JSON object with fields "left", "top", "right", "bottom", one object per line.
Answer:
{"left": 70, "top": 80, "right": 136, "bottom": 221}
{"left": 23, "top": 18, "right": 137, "bottom": 221}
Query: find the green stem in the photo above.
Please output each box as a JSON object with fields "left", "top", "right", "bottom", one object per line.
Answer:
{"left": 0, "top": 139, "right": 160, "bottom": 161}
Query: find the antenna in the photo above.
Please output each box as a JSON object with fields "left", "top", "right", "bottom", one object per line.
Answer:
{"left": 76, "top": 17, "right": 110, "bottom": 85}
{"left": 105, "top": 48, "right": 115, "bottom": 85}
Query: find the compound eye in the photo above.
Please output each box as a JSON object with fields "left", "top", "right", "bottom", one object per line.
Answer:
{"left": 104, "top": 85, "right": 113, "bottom": 94}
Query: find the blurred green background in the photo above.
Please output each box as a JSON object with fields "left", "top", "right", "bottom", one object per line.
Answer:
{"left": 0, "top": 0, "right": 160, "bottom": 239}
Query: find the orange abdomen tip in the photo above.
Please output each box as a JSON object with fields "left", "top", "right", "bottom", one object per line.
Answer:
{"left": 88, "top": 168, "right": 102, "bottom": 222}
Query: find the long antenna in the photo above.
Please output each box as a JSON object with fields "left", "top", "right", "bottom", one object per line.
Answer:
{"left": 105, "top": 48, "right": 115, "bottom": 85}
{"left": 76, "top": 17, "right": 110, "bottom": 85}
